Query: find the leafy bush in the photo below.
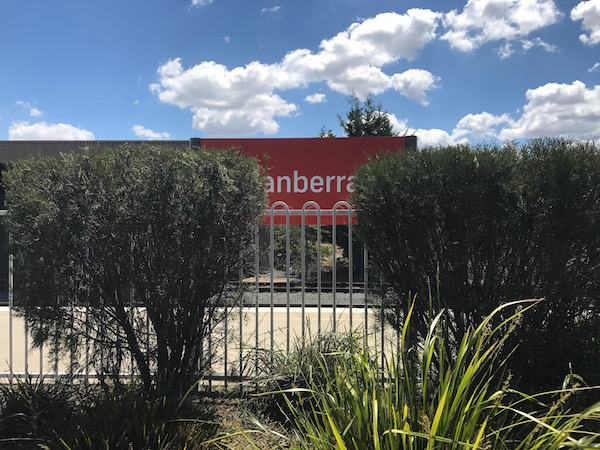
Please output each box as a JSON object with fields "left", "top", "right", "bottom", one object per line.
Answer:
{"left": 353, "top": 138, "right": 600, "bottom": 393}
{"left": 2, "top": 144, "right": 265, "bottom": 394}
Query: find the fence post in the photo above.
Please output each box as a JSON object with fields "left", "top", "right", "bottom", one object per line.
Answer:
{"left": 254, "top": 224, "right": 260, "bottom": 378}
{"left": 8, "top": 240, "right": 14, "bottom": 385}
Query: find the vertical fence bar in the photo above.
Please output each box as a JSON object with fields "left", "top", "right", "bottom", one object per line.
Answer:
{"left": 85, "top": 305, "right": 90, "bottom": 386}
{"left": 332, "top": 211, "right": 337, "bottom": 332}
{"left": 72, "top": 300, "right": 76, "bottom": 380}
{"left": 380, "top": 272, "right": 385, "bottom": 372}
{"left": 208, "top": 324, "right": 213, "bottom": 391}
{"left": 269, "top": 212, "right": 275, "bottom": 360}
{"left": 300, "top": 202, "right": 320, "bottom": 342}
{"left": 332, "top": 201, "right": 352, "bottom": 333}
{"left": 224, "top": 305, "right": 228, "bottom": 389}
{"left": 347, "top": 207, "right": 353, "bottom": 329}
{"left": 145, "top": 309, "right": 150, "bottom": 383}
{"left": 301, "top": 210, "right": 306, "bottom": 342}
{"left": 54, "top": 337, "right": 59, "bottom": 379}
{"left": 24, "top": 320, "right": 28, "bottom": 376}
{"left": 8, "top": 243, "right": 14, "bottom": 385}
{"left": 364, "top": 247, "right": 368, "bottom": 332}
{"left": 254, "top": 224, "right": 260, "bottom": 377}
{"left": 317, "top": 211, "right": 321, "bottom": 336}
{"left": 239, "top": 265, "right": 243, "bottom": 382}
{"left": 98, "top": 301, "right": 104, "bottom": 382}
{"left": 39, "top": 347, "right": 43, "bottom": 381}
{"left": 199, "top": 334, "right": 204, "bottom": 387}
{"left": 285, "top": 211, "right": 290, "bottom": 355}
{"left": 129, "top": 300, "right": 134, "bottom": 384}
{"left": 269, "top": 202, "right": 289, "bottom": 359}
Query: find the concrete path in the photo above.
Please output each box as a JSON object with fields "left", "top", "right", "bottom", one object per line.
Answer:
{"left": 1, "top": 306, "right": 396, "bottom": 380}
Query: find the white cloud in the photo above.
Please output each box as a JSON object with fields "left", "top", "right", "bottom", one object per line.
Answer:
{"left": 442, "top": 0, "right": 562, "bottom": 52}
{"left": 411, "top": 113, "right": 510, "bottom": 148}
{"left": 571, "top": 0, "right": 600, "bottom": 45}
{"left": 390, "top": 69, "right": 439, "bottom": 105}
{"left": 498, "top": 42, "right": 513, "bottom": 59}
{"left": 589, "top": 62, "right": 600, "bottom": 72}
{"left": 454, "top": 112, "right": 515, "bottom": 139}
{"left": 151, "top": 10, "right": 440, "bottom": 135}
{"left": 15, "top": 100, "right": 43, "bottom": 117}
{"left": 414, "top": 128, "right": 460, "bottom": 148}
{"left": 224, "top": 36, "right": 230, "bottom": 44}
{"left": 388, "top": 113, "right": 409, "bottom": 135}
{"left": 9, "top": 121, "right": 94, "bottom": 140}
{"left": 132, "top": 125, "right": 170, "bottom": 140}
{"left": 191, "top": 0, "right": 213, "bottom": 6}
{"left": 499, "top": 81, "right": 600, "bottom": 139}
{"left": 261, "top": 6, "right": 281, "bottom": 13}
{"left": 304, "top": 93, "right": 326, "bottom": 103}
{"left": 150, "top": 59, "right": 298, "bottom": 135}
{"left": 414, "top": 82, "right": 600, "bottom": 146}
{"left": 522, "top": 37, "right": 558, "bottom": 52}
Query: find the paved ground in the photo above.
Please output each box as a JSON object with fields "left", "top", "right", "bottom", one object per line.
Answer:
{"left": 242, "top": 290, "right": 368, "bottom": 307}
{"left": 1, "top": 305, "right": 395, "bottom": 380}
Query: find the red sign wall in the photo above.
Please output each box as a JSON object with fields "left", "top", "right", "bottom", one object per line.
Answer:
{"left": 194, "top": 136, "right": 412, "bottom": 223}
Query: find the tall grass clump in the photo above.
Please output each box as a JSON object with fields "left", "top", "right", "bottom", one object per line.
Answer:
{"left": 235, "top": 329, "right": 356, "bottom": 427}
{"left": 0, "top": 377, "right": 217, "bottom": 449}
{"left": 246, "top": 300, "right": 600, "bottom": 449}
{"left": 0, "top": 376, "right": 76, "bottom": 449}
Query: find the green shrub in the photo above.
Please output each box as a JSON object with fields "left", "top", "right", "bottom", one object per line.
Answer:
{"left": 353, "top": 138, "right": 600, "bottom": 394}
{"left": 2, "top": 144, "right": 266, "bottom": 394}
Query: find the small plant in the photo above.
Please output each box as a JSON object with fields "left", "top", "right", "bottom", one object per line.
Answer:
{"left": 58, "top": 380, "right": 216, "bottom": 450}
{"left": 0, "top": 375, "right": 77, "bottom": 449}
{"left": 0, "top": 376, "right": 219, "bottom": 449}
{"left": 239, "top": 330, "right": 356, "bottom": 426}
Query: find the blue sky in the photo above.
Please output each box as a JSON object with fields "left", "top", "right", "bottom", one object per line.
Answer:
{"left": 1, "top": 0, "right": 599, "bottom": 147}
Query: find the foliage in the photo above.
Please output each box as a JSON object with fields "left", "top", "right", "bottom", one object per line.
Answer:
{"left": 0, "top": 376, "right": 76, "bottom": 449}
{"left": 0, "top": 377, "right": 216, "bottom": 449}
{"left": 338, "top": 94, "right": 396, "bottom": 137}
{"left": 318, "top": 126, "right": 336, "bottom": 138}
{"left": 2, "top": 144, "right": 266, "bottom": 394}
{"left": 271, "top": 225, "right": 333, "bottom": 277}
{"left": 244, "top": 301, "right": 600, "bottom": 450}
{"left": 242, "top": 330, "right": 357, "bottom": 426}
{"left": 352, "top": 138, "right": 600, "bottom": 394}
{"left": 59, "top": 382, "right": 215, "bottom": 450}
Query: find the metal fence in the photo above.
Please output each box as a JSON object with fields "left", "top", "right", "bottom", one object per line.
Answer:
{"left": 0, "top": 203, "right": 396, "bottom": 386}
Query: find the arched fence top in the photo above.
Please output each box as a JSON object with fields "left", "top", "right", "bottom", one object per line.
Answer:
{"left": 263, "top": 201, "right": 355, "bottom": 226}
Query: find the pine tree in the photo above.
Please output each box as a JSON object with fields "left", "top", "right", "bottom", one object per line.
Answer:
{"left": 338, "top": 94, "right": 396, "bottom": 137}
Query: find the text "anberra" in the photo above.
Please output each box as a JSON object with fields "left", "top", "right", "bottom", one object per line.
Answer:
{"left": 266, "top": 170, "right": 354, "bottom": 194}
